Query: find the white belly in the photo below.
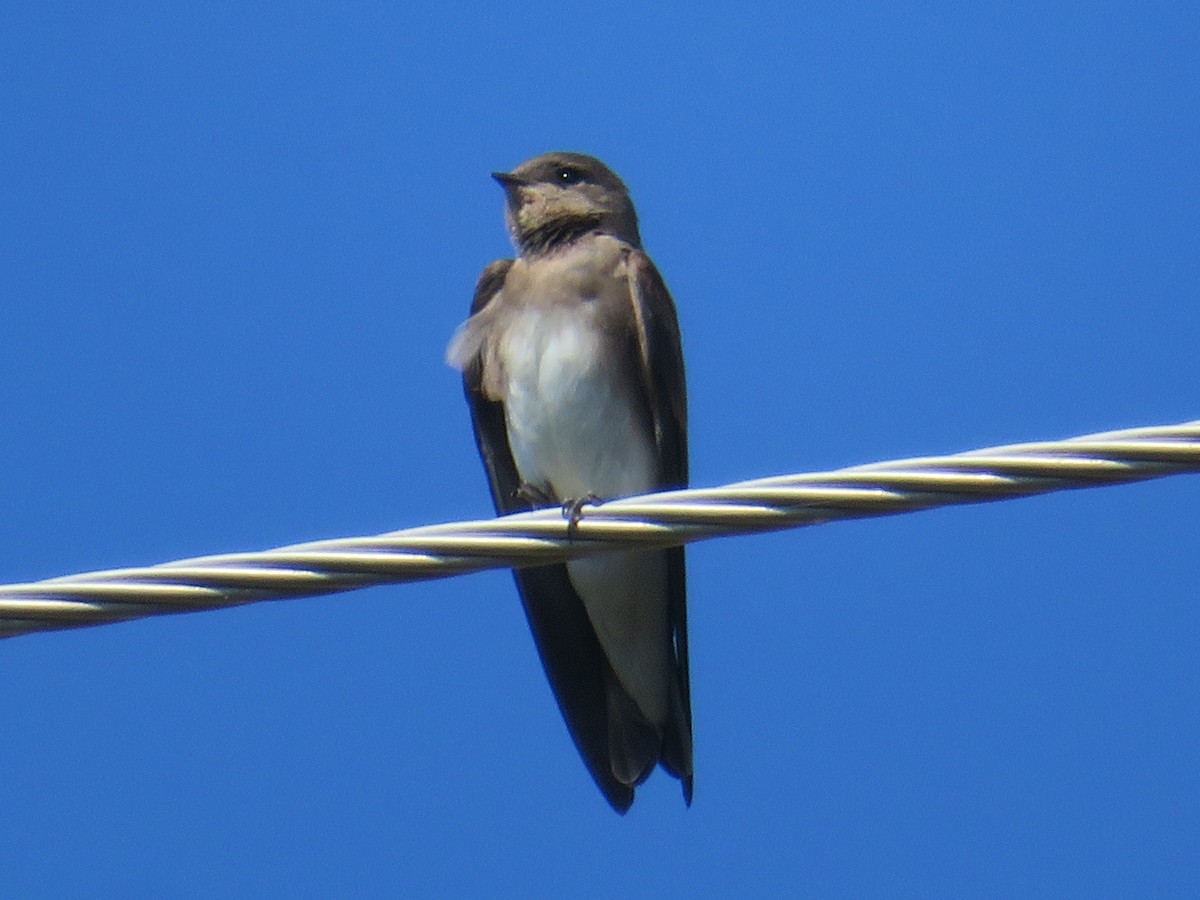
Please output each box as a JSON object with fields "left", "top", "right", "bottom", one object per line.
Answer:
{"left": 500, "top": 308, "right": 656, "bottom": 502}
{"left": 498, "top": 306, "right": 669, "bottom": 723}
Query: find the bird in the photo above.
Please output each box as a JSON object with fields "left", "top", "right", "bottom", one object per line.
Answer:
{"left": 447, "top": 152, "right": 692, "bottom": 812}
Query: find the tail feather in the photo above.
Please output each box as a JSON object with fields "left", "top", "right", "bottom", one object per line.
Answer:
{"left": 605, "top": 675, "right": 659, "bottom": 788}
{"left": 659, "top": 673, "right": 694, "bottom": 805}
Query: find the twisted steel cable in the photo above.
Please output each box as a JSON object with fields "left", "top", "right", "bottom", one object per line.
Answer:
{"left": 2, "top": 419, "right": 1197, "bottom": 639}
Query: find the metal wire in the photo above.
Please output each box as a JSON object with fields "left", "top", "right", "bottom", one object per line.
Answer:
{"left": 2, "top": 419, "right": 1197, "bottom": 639}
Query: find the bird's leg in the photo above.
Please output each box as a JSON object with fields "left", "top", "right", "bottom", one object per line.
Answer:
{"left": 515, "top": 482, "right": 556, "bottom": 508}
{"left": 562, "top": 493, "right": 604, "bottom": 537}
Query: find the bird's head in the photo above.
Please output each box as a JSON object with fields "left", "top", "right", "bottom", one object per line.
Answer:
{"left": 493, "top": 152, "right": 642, "bottom": 254}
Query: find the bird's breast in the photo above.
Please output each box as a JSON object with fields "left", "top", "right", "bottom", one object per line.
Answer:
{"left": 498, "top": 304, "right": 656, "bottom": 502}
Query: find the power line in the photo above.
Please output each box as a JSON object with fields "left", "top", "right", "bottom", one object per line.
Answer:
{"left": 2, "top": 419, "right": 1197, "bottom": 639}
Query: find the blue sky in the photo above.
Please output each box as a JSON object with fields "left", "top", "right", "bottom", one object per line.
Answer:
{"left": 3, "top": 2, "right": 1198, "bottom": 895}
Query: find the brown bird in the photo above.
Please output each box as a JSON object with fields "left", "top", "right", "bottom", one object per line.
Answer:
{"left": 447, "top": 152, "right": 692, "bottom": 812}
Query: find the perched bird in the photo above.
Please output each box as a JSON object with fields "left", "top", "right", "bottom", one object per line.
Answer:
{"left": 447, "top": 152, "right": 692, "bottom": 812}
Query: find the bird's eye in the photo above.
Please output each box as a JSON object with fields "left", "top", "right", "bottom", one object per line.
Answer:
{"left": 556, "top": 166, "right": 584, "bottom": 185}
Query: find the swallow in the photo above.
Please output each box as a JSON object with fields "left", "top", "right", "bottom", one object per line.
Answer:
{"left": 447, "top": 152, "right": 692, "bottom": 812}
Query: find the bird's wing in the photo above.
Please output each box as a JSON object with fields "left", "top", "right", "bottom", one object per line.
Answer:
{"left": 626, "top": 249, "right": 693, "bottom": 802}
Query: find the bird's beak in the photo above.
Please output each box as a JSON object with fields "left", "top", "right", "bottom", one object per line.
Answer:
{"left": 491, "top": 171, "right": 528, "bottom": 189}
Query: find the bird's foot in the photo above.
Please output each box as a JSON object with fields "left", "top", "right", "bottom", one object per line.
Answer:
{"left": 562, "top": 493, "right": 604, "bottom": 537}
{"left": 515, "top": 482, "right": 556, "bottom": 508}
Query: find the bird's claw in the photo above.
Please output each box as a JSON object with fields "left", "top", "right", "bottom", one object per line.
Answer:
{"left": 515, "top": 482, "right": 555, "bottom": 508}
{"left": 562, "top": 493, "right": 603, "bottom": 537}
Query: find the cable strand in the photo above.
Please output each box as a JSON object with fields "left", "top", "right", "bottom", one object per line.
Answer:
{"left": 2, "top": 419, "right": 1197, "bottom": 638}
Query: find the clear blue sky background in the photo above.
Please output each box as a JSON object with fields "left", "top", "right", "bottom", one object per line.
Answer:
{"left": 3, "top": 3, "right": 1198, "bottom": 896}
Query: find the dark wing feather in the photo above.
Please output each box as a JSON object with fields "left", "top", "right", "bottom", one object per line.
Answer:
{"left": 626, "top": 251, "right": 688, "bottom": 485}
{"left": 461, "top": 258, "right": 637, "bottom": 813}
{"left": 627, "top": 249, "right": 693, "bottom": 803}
